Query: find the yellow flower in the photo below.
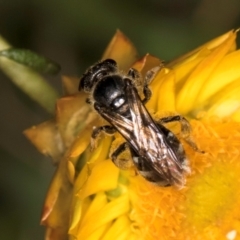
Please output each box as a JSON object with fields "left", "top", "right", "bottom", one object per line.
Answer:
{"left": 25, "top": 30, "right": 240, "bottom": 240}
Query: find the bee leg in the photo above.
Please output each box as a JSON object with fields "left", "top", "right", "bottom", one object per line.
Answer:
{"left": 142, "top": 67, "right": 161, "bottom": 104}
{"left": 111, "top": 142, "right": 133, "bottom": 169}
{"left": 142, "top": 84, "right": 152, "bottom": 104}
{"left": 127, "top": 68, "right": 152, "bottom": 104}
{"left": 86, "top": 97, "right": 92, "bottom": 104}
{"left": 145, "top": 65, "right": 163, "bottom": 84}
{"left": 142, "top": 66, "right": 162, "bottom": 104}
{"left": 91, "top": 125, "right": 116, "bottom": 150}
{"left": 127, "top": 68, "right": 151, "bottom": 104}
{"left": 127, "top": 68, "right": 140, "bottom": 80}
{"left": 158, "top": 115, "right": 203, "bottom": 153}
{"left": 127, "top": 68, "right": 143, "bottom": 90}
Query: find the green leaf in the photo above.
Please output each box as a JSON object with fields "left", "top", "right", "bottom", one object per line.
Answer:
{"left": 0, "top": 48, "right": 61, "bottom": 74}
{"left": 0, "top": 36, "right": 59, "bottom": 113}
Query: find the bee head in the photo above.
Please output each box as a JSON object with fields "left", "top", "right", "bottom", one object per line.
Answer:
{"left": 79, "top": 59, "right": 117, "bottom": 92}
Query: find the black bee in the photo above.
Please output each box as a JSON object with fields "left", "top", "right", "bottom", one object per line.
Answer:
{"left": 79, "top": 59, "right": 200, "bottom": 187}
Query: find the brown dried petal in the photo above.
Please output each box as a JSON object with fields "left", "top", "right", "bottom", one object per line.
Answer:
{"left": 41, "top": 157, "right": 73, "bottom": 240}
{"left": 56, "top": 93, "right": 97, "bottom": 148}
{"left": 24, "top": 120, "right": 64, "bottom": 163}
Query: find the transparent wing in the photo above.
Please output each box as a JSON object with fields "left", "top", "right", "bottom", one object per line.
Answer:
{"left": 125, "top": 80, "right": 186, "bottom": 185}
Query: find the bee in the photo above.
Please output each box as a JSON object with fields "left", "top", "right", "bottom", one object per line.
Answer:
{"left": 79, "top": 59, "right": 200, "bottom": 187}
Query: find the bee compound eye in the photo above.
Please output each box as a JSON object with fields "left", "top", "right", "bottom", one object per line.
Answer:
{"left": 79, "top": 73, "right": 96, "bottom": 92}
{"left": 79, "top": 78, "right": 85, "bottom": 91}
{"left": 103, "top": 59, "right": 117, "bottom": 66}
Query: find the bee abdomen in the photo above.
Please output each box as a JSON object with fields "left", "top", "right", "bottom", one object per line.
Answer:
{"left": 133, "top": 156, "right": 170, "bottom": 186}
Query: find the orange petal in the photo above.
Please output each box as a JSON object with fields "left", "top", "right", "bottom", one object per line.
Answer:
{"left": 132, "top": 53, "right": 162, "bottom": 77}
{"left": 102, "top": 30, "right": 138, "bottom": 70}
{"left": 45, "top": 227, "right": 68, "bottom": 240}
{"left": 62, "top": 75, "right": 80, "bottom": 95}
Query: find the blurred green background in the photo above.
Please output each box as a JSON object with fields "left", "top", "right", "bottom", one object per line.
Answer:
{"left": 0, "top": 0, "right": 240, "bottom": 239}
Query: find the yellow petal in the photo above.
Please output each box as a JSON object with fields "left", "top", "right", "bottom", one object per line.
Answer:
{"left": 101, "top": 215, "right": 133, "bottom": 240}
{"left": 67, "top": 160, "right": 75, "bottom": 184}
{"left": 67, "top": 117, "right": 100, "bottom": 159}
{"left": 207, "top": 78, "right": 240, "bottom": 118}
{"left": 71, "top": 193, "right": 112, "bottom": 240}
{"left": 84, "top": 222, "right": 111, "bottom": 240}
{"left": 80, "top": 192, "right": 108, "bottom": 226}
{"left": 168, "top": 30, "right": 236, "bottom": 67}
{"left": 76, "top": 193, "right": 130, "bottom": 239}
{"left": 146, "top": 67, "right": 171, "bottom": 111}
{"left": 176, "top": 30, "right": 237, "bottom": 114}
{"left": 87, "top": 136, "right": 112, "bottom": 165}
{"left": 114, "top": 229, "right": 132, "bottom": 240}
{"left": 76, "top": 159, "right": 120, "bottom": 199}
{"left": 156, "top": 69, "right": 176, "bottom": 112}
{"left": 170, "top": 48, "right": 210, "bottom": 86}
{"left": 69, "top": 197, "right": 84, "bottom": 235}
{"left": 197, "top": 49, "right": 240, "bottom": 104}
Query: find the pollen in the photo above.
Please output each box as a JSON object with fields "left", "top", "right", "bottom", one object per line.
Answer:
{"left": 129, "top": 118, "right": 240, "bottom": 239}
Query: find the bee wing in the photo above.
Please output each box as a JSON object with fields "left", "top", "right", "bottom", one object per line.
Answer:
{"left": 125, "top": 81, "right": 157, "bottom": 149}
{"left": 125, "top": 81, "right": 185, "bottom": 186}
{"left": 96, "top": 105, "right": 140, "bottom": 149}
